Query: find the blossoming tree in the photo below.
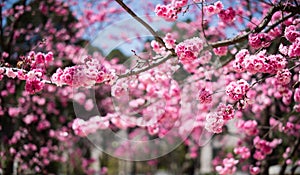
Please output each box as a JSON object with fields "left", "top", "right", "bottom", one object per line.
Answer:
{"left": 0, "top": 0, "right": 300, "bottom": 174}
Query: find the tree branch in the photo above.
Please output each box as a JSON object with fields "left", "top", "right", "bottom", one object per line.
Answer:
{"left": 117, "top": 53, "right": 173, "bottom": 79}
{"left": 207, "top": 4, "right": 299, "bottom": 49}
{"left": 114, "top": 0, "right": 175, "bottom": 55}
{"left": 207, "top": 5, "right": 278, "bottom": 49}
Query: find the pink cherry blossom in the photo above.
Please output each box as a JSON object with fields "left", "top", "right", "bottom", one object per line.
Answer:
{"left": 275, "top": 69, "right": 292, "bottom": 85}
{"left": 213, "top": 46, "right": 228, "bottom": 56}
{"left": 226, "top": 79, "right": 250, "bottom": 101}
{"left": 218, "top": 7, "right": 236, "bottom": 23}
{"left": 205, "top": 112, "right": 224, "bottom": 133}
{"left": 175, "top": 37, "right": 204, "bottom": 63}
{"left": 249, "top": 33, "right": 272, "bottom": 49}
{"left": 234, "top": 146, "right": 250, "bottom": 159}
{"left": 284, "top": 25, "right": 300, "bottom": 42}
{"left": 198, "top": 88, "right": 212, "bottom": 104}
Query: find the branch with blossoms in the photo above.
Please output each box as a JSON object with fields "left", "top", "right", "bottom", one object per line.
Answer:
{"left": 1, "top": 0, "right": 300, "bottom": 174}
{"left": 0, "top": 0, "right": 299, "bottom": 88}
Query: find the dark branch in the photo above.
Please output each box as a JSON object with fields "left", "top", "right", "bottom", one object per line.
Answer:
{"left": 114, "top": 0, "right": 175, "bottom": 55}
{"left": 207, "top": 4, "right": 299, "bottom": 49}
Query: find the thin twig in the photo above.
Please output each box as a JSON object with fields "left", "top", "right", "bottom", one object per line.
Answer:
{"left": 117, "top": 53, "right": 173, "bottom": 79}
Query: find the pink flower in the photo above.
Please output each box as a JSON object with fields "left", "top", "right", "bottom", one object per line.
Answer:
{"left": 35, "top": 52, "right": 45, "bottom": 64}
{"left": 218, "top": 7, "right": 236, "bottom": 23}
{"left": 84, "top": 99, "right": 94, "bottom": 111}
{"left": 51, "top": 58, "right": 114, "bottom": 87}
{"left": 250, "top": 166, "right": 260, "bottom": 175}
{"left": 233, "top": 49, "right": 249, "bottom": 72}
{"left": 111, "top": 79, "right": 128, "bottom": 97}
{"left": 72, "top": 118, "right": 87, "bottom": 137}
{"left": 171, "top": 0, "right": 188, "bottom": 8}
{"left": 204, "top": 1, "right": 223, "bottom": 16}
{"left": 217, "top": 103, "right": 235, "bottom": 120}
{"left": 236, "top": 120, "right": 259, "bottom": 136}
{"left": 288, "top": 37, "right": 300, "bottom": 57}
{"left": 284, "top": 25, "right": 300, "bottom": 42}
{"left": 253, "top": 150, "right": 265, "bottom": 160}
{"left": 253, "top": 136, "right": 282, "bottom": 156}
{"left": 213, "top": 46, "right": 228, "bottom": 56}
{"left": 175, "top": 37, "right": 204, "bottom": 63}
{"left": 163, "top": 33, "right": 176, "bottom": 49}
{"left": 23, "top": 114, "right": 38, "bottom": 125}
{"left": 216, "top": 158, "right": 239, "bottom": 175}
{"left": 234, "top": 146, "right": 250, "bottom": 159}
{"left": 155, "top": 4, "right": 179, "bottom": 21}
{"left": 214, "top": 1, "right": 224, "bottom": 13}
{"left": 37, "top": 120, "right": 51, "bottom": 131}
{"left": 6, "top": 68, "right": 17, "bottom": 79}
{"left": 275, "top": 69, "right": 291, "bottom": 85}
{"left": 205, "top": 5, "right": 216, "bottom": 15}
{"left": 151, "top": 40, "right": 165, "bottom": 54}
{"left": 25, "top": 77, "right": 45, "bottom": 94}
{"left": 205, "top": 112, "right": 224, "bottom": 133}
{"left": 294, "top": 88, "right": 300, "bottom": 102}
{"left": 8, "top": 107, "right": 20, "bottom": 117}
{"left": 249, "top": 33, "right": 272, "bottom": 49}
{"left": 226, "top": 79, "right": 250, "bottom": 101}
{"left": 45, "top": 51, "right": 54, "bottom": 63}
{"left": 2, "top": 52, "right": 9, "bottom": 58}
{"left": 198, "top": 88, "right": 212, "bottom": 104}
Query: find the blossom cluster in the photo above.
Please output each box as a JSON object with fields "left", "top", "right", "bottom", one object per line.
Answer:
{"left": 234, "top": 146, "right": 251, "bottom": 159}
{"left": 284, "top": 25, "right": 300, "bottom": 42}
{"left": 233, "top": 49, "right": 287, "bottom": 74}
{"left": 253, "top": 136, "right": 282, "bottom": 160}
{"left": 51, "top": 57, "right": 115, "bottom": 87}
{"left": 0, "top": 51, "right": 55, "bottom": 94}
{"left": 225, "top": 79, "right": 250, "bottom": 101}
{"left": 248, "top": 33, "right": 272, "bottom": 49}
{"left": 280, "top": 24, "right": 300, "bottom": 57}
{"left": 218, "top": 7, "right": 236, "bottom": 23}
{"left": 155, "top": 0, "right": 188, "bottom": 21}
{"left": 216, "top": 103, "right": 234, "bottom": 120}
{"left": 163, "top": 33, "right": 176, "bottom": 49}
{"left": 213, "top": 46, "right": 228, "bottom": 56}
{"left": 275, "top": 69, "right": 292, "bottom": 85}
{"left": 151, "top": 33, "right": 176, "bottom": 55}
{"left": 205, "top": 112, "right": 224, "bottom": 134}
{"left": 236, "top": 120, "right": 259, "bottom": 136}
{"left": 175, "top": 37, "right": 204, "bottom": 63}
{"left": 110, "top": 63, "right": 181, "bottom": 137}
{"left": 204, "top": 1, "right": 223, "bottom": 16}
{"left": 29, "top": 51, "right": 54, "bottom": 69}
{"left": 198, "top": 88, "right": 212, "bottom": 104}
{"left": 205, "top": 103, "right": 235, "bottom": 133}
{"left": 269, "top": 117, "right": 300, "bottom": 137}
{"left": 72, "top": 116, "right": 110, "bottom": 137}
{"left": 215, "top": 158, "right": 239, "bottom": 175}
